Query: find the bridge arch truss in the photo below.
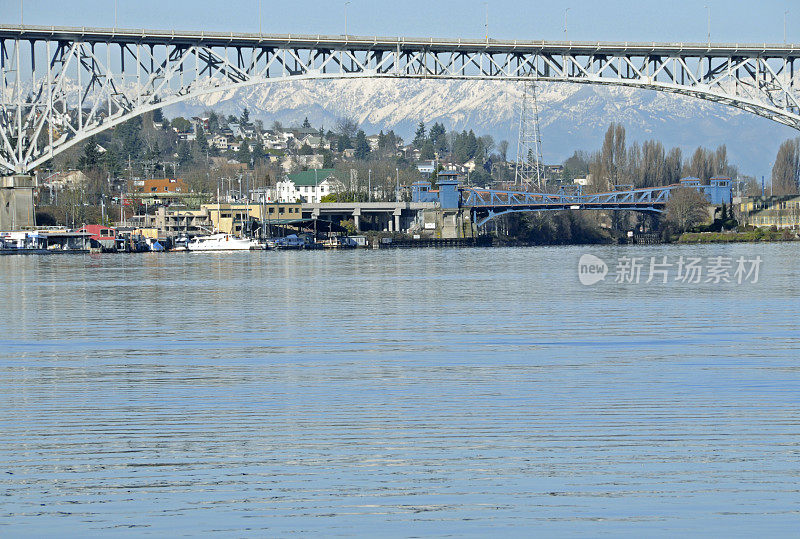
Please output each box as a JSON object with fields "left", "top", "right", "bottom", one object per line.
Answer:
{"left": 3, "top": 25, "right": 800, "bottom": 173}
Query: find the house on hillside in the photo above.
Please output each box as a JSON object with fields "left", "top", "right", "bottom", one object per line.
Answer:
{"left": 291, "top": 126, "right": 319, "bottom": 139}
{"left": 139, "top": 178, "right": 188, "bottom": 194}
{"left": 366, "top": 135, "right": 381, "bottom": 151}
{"left": 190, "top": 116, "right": 210, "bottom": 131}
{"left": 298, "top": 134, "right": 329, "bottom": 150}
{"left": 209, "top": 134, "right": 229, "bottom": 151}
{"left": 276, "top": 168, "right": 345, "bottom": 203}
{"left": 262, "top": 131, "right": 287, "bottom": 150}
{"left": 40, "top": 170, "right": 89, "bottom": 190}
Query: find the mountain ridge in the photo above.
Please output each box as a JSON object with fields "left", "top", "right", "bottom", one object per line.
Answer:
{"left": 164, "top": 78, "right": 797, "bottom": 176}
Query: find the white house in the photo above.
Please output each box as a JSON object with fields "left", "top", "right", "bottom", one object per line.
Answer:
{"left": 276, "top": 168, "right": 345, "bottom": 203}
{"left": 209, "top": 134, "right": 229, "bottom": 151}
{"left": 299, "top": 134, "right": 328, "bottom": 149}
{"left": 366, "top": 135, "right": 381, "bottom": 151}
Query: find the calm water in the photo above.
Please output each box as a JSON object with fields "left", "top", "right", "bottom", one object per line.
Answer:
{"left": 1, "top": 244, "right": 799, "bottom": 536}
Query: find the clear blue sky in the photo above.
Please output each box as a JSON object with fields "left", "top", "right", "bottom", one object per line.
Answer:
{"left": 3, "top": 0, "right": 798, "bottom": 44}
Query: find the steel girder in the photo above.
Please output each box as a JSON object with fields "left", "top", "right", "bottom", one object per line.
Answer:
{"left": 3, "top": 25, "right": 800, "bottom": 173}
{"left": 463, "top": 184, "right": 677, "bottom": 226}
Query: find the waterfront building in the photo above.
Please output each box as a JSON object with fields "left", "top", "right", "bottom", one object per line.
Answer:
{"left": 205, "top": 202, "right": 303, "bottom": 235}
{"left": 153, "top": 202, "right": 303, "bottom": 237}
{"left": 736, "top": 194, "right": 800, "bottom": 229}
{"left": 276, "top": 169, "right": 345, "bottom": 203}
{"left": 154, "top": 207, "right": 210, "bottom": 237}
{"left": 75, "top": 225, "right": 117, "bottom": 250}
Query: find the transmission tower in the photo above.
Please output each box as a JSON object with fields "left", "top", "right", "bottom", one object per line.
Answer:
{"left": 514, "top": 79, "right": 545, "bottom": 190}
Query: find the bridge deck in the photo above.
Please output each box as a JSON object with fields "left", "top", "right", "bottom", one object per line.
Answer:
{"left": 1, "top": 25, "right": 798, "bottom": 56}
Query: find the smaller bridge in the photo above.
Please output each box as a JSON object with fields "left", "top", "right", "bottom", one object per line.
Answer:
{"left": 463, "top": 184, "right": 675, "bottom": 225}
{"left": 415, "top": 176, "right": 733, "bottom": 226}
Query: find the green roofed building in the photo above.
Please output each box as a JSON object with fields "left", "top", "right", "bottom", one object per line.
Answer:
{"left": 277, "top": 168, "right": 345, "bottom": 203}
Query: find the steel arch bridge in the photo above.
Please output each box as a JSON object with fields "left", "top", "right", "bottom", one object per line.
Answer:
{"left": 3, "top": 25, "right": 800, "bottom": 174}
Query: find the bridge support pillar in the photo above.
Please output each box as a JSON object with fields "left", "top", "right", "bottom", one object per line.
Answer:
{"left": 1, "top": 175, "right": 36, "bottom": 231}
{"left": 352, "top": 208, "right": 361, "bottom": 232}
{"left": 393, "top": 209, "right": 402, "bottom": 233}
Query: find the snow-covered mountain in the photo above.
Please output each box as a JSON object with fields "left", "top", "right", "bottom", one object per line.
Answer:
{"left": 164, "top": 78, "right": 797, "bottom": 176}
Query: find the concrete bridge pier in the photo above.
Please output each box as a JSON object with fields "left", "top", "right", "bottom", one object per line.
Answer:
{"left": 393, "top": 209, "right": 401, "bottom": 233}
{"left": 1, "top": 175, "right": 36, "bottom": 230}
{"left": 352, "top": 208, "right": 361, "bottom": 232}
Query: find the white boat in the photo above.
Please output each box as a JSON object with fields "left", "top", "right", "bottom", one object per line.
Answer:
{"left": 187, "top": 233, "right": 261, "bottom": 251}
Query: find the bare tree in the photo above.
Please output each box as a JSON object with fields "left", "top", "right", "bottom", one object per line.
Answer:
{"left": 600, "top": 123, "right": 626, "bottom": 189}
{"left": 771, "top": 138, "right": 800, "bottom": 195}
{"left": 335, "top": 116, "right": 359, "bottom": 139}
{"left": 665, "top": 147, "right": 683, "bottom": 184}
{"left": 666, "top": 187, "right": 709, "bottom": 232}
{"left": 497, "top": 140, "right": 509, "bottom": 162}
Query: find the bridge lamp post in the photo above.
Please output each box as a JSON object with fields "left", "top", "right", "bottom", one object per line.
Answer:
{"left": 704, "top": 6, "right": 711, "bottom": 46}
{"left": 344, "top": 1, "right": 351, "bottom": 38}
{"left": 484, "top": 2, "right": 489, "bottom": 41}
{"left": 564, "top": 7, "right": 570, "bottom": 41}
{"left": 785, "top": 11, "right": 789, "bottom": 44}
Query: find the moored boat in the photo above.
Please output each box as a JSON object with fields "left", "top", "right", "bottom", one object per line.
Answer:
{"left": 187, "top": 233, "right": 261, "bottom": 251}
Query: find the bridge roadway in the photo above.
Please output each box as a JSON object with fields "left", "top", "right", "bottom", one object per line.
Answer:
{"left": 302, "top": 201, "right": 436, "bottom": 232}
{"left": 3, "top": 24, "right": 800, "bottom": 174}
{"left": 3, "top": 25, "right": 798, "bottom": 55}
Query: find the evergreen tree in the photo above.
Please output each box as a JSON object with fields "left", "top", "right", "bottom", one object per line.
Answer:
{"left": 466, "top": 130, "right": 478, "bottom": 160}
{"left": 178, "top": 142, "right": 193, "bottom": 166}
{"left": 413, "top": 121, "right": 426, "bottom": 149}
{"left": 78, "top": 136, "right": 101, "bottom": 170}
{"left": 152, "top": 108, "right": 164, "bottom": 124}
{"left": 337, "top": 134, "right": 352, "bottom": 153}
{"left": 429, "top": 122, "right": 447, "bottom": 156}
{"left": 240, "top": 108, "right": 250, "bottom": 126}
{"left": 207, "top": 111, "right": 220, "bottom": 133}
{"left": 322, "top": 149, "right": 334, "bottom": 168}
{"left": 239, "top": 139, "right": 251, "bottom": 165}
{"left": 170, "top": 116, "right": 191, "bottom": 132}
{"left": 103, "top": 146, "right": 122, "bottom": 176}
{"left": 196, "top": 126, "right": 208, "bottom": 153}
{"left": 251, "top": 137, "right": 265, "bottom": 162}
{"left": 421, "top": 139, "right": 435, "bottom": 160}
{"left": 145, "top": 140, "right": 161, "bottom": 165}
{"left": 354, "top": 130, "right": 371, "bottom": 160}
